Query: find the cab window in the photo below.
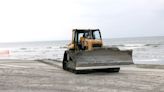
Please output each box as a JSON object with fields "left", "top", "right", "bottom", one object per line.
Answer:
{"left": 78, "top": 33, "right": 84, "bottom": 43}
{"left": 93, "top": 31, "right": 101, "bottom": 39}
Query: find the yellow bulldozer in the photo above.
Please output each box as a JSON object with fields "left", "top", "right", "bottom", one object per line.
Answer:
{"left": 63, "top": 29, "right": 133, "bottom": 74}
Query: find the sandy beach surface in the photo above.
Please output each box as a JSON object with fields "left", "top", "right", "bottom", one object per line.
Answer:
{"left": 0, "top": 59, "right": 164, "bottom": 92}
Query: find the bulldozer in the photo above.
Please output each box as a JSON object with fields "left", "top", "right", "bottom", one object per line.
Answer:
{"left": 63, "top": 29, "right": 133, "bottom": 74}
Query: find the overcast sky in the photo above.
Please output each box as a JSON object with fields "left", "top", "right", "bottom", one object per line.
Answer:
{"left": 0, "top": 0, "right": 164, "bottom": 42}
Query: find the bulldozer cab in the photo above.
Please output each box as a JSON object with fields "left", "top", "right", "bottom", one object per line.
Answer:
{"left": 72, "top": 29, "right": 102, "bottom": 50}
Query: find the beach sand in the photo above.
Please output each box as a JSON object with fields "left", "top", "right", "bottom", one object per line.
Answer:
{"left": 0, "top": 59, "right": 164, "bottom": 92}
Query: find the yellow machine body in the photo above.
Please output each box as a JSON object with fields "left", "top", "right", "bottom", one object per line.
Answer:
{"left": 63, "top": 29, "right": 133, "bottom": 74}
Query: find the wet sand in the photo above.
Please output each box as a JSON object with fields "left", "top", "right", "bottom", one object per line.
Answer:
{"left": 0, "top": 59, "right": 164, "bottom": 92}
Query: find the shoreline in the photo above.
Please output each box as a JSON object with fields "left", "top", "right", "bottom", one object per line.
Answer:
{"left": 1, "top": 59, "right": 164, "bottom": 69}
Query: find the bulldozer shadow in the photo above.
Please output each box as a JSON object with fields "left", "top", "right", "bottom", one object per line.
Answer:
{"left": 67, "top": 68, "right": 120, "bottom": 74}
{"left": 36, "top": 59, "right": 121, "bottom": 74}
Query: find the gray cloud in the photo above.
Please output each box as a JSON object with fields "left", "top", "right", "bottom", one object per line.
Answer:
{"left": 71, "top": 0, "right": 164, "bottom": 38}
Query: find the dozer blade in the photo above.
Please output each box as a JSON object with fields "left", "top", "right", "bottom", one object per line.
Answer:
{"left": 64, "top": 47, "right": 133, "bottom": 71}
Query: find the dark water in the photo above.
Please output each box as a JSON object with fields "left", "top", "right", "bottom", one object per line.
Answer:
{"left": 0, "top": 36, "right": 164, "bottom": 64}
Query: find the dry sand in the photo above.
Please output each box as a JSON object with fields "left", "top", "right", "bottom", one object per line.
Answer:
{"left": 0, "top": 59, "right": 164, "bottom": 92}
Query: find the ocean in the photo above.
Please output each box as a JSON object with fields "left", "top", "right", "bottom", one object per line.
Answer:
{"left": 0, "top": 36, "right": 164, "bottom": 65}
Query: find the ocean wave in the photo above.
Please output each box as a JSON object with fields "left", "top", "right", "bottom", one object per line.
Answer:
{"left": 144, "top": 44, "right": 161, "bottom": 47}
{"left": 111, "top": 43, "right": 162, "bottom": 49}
{"left": 111, "top": 44, "right": 145, "bottom": 47}
{"left": 124, "top": 44, "right": 145, "bottom": 47}
{"left": 20, "top": 48, "right": 27, "bottom": 50}
{"left": 59, "top": 46, "right": 67, "bottom": 49}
